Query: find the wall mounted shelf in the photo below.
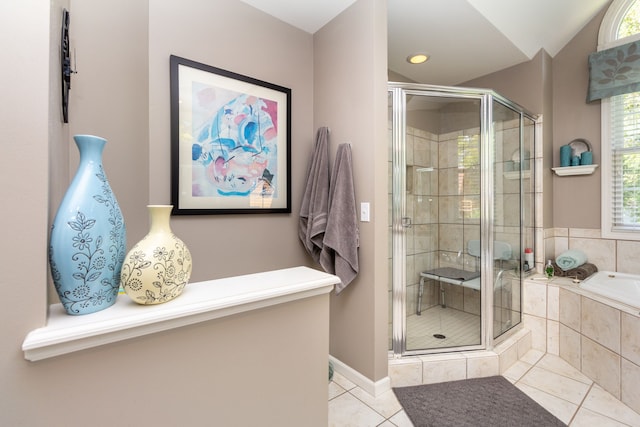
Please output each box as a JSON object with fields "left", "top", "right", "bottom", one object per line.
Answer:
{"left": 503, "top": 170, "right": 531, "bottom": 180}
{"left": 552, "top": 164, "right": 598, "bottom": 176}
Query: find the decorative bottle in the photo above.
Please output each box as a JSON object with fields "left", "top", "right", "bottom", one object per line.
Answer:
{"left": 120, "top": 205, "right": 192, "bottom": 305}
{"left": 545, "top": 260, "right": 555, "bottom": 279}
{"left": 49, "top": 135, "right": 126, "bottom": 315}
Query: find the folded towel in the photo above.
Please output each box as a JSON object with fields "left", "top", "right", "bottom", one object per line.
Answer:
{"left": 321, "top": 143, "right": 359, "bottom": 294}
{"left": 552, "top": 261, "right": 598, "bottom": 280}
{"left": 555, "top": 249, "right": 588, "bottom": 271}
{"left": 569, "top": 263, "right": 598, "bottom": 280}
{"left": 299, "top": 127, "right": 330, "bottom": 263}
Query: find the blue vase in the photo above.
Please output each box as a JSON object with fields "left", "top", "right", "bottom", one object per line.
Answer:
{"left": 49, "top": 135, "right": 126, "bottom": 315}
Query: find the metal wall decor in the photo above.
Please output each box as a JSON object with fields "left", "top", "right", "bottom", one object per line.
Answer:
{"left": 60, "top": 8, "right": 75, "bottom": 123}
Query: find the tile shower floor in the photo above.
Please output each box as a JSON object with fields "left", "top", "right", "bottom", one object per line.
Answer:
{"left": 388, "top": 306, "right": 481, "bottom": 351}
{"left": 406, "top": 306, "right": 480, "bottom": 350}
{"left": 328, "top": 350, "right": 640, "bottom": 426}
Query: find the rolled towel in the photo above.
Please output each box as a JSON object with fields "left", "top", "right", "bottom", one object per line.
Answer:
{"left": 565, "top": 263, "right": 598, "bottom": 280}
{"left": 552, "top": 261, "right": 564, "bottom": 277}
{"left": 551, "top": 261, "right": 598, "bottom": 280}
{"left": 555, "top": 249, "right": 588, "bottom": 271}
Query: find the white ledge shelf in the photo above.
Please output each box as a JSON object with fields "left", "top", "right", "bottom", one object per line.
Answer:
{"left": 23, "top": 266, "right": 338, "bottom": 362}
{"left": 503, "top": 170, "right": 531, "bottom": 180}
{"left": 552, "top": 164, "right": 599, "bottom": 176}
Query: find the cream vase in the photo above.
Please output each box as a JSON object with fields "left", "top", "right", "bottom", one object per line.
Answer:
{"left": 121, "top": 205, "right": 192, "bottom": 304}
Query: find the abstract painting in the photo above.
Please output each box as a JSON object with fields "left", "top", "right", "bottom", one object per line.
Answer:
{"left": 170, "top": 55, "right": 291, "bottom": 214}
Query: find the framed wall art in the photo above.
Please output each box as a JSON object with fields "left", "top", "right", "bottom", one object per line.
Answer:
{"left": 170, "top": 55, "right": 291, "bottom": 215}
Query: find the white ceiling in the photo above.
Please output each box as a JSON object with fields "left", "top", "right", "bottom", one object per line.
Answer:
{"left": 240, "top": 0, "right": 610, "bottom": 85}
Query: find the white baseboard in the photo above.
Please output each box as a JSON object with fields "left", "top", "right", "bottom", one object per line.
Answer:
{"left": 329, "top": 355, "right": 391, "bottom": 397}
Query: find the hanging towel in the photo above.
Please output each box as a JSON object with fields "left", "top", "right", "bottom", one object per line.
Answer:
{"left": 555, "top": 249, "right": 588, "bottom": 271}
{"left": 322, "top": 143, "right": 359, "bottom": 294}
{"left": 299, "top": 127, "right": 330, "bottom": 263}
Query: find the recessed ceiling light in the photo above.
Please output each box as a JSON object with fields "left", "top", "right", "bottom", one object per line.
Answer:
{"left": 407, "top": 53, "right": 429, "bottom": 64}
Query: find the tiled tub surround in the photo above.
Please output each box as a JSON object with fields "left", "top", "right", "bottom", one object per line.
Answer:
{"left": 523, "top": 275, "right": 640, "bottom": 413}
{"left": 544, "top": 227, "right": 640, "bottom": 275}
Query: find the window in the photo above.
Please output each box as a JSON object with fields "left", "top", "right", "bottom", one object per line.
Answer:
{"left": 600, "top": 0, "right": 640, "bottom": 239}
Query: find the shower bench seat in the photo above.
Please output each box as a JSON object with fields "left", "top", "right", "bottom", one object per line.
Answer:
{"left": 416, "top": 240, "right": 512, "bottom": 315}
{"left": 417, "top": 268, "right": 480, "bottom": 315}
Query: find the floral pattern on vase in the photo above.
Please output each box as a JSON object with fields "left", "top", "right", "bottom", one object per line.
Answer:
{"left": 49, "top": 135, "right": 126, "bottom": 315}
{"left": 121, "top": 205, "right": 192, "bottom": 304}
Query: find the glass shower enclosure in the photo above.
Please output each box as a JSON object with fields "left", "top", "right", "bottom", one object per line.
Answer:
{"left": 388, "top": 83, "right": 537, "bottom": 356}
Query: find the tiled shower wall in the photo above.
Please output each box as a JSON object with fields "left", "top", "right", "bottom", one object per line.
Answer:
{"left": 388, "top": 117, "right": 540, "bottom": 324}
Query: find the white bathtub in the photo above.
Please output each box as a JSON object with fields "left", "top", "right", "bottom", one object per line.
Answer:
{"left": 580, "top": 271, "right": 640, "bottom": 309}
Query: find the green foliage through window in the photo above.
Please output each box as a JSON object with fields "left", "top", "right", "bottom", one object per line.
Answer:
{"left": 619, "top": 1, "right": 640, "bottom": 38}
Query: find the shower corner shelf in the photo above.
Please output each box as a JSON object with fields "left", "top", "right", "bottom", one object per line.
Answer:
{"left": 503, "top": 170, "right": 531, "bottom": 180}
{"left": 552, "top": 164, "right": 598, "bottom": 176}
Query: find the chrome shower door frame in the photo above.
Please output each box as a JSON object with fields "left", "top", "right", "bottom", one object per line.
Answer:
{"left": 389, "top": 82, "right": 535, "bottom": 358}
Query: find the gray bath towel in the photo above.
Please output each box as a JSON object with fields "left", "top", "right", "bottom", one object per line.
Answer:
{"left": 322, "top": 143, "right": 359, "bottom": 294}
{"left": 552, "top": 261, "right": 598, "bottom": 280}
{"left": 299, "top": 127, "right": 330, "bottom": 263}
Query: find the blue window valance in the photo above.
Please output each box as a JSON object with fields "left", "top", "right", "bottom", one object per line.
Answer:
{"left": 587, "top": 40, "right": 640, "bottom": 102}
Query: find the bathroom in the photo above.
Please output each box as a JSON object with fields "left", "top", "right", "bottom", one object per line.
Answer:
{"left": 381, "top": 1, "right": 640, "bottom": 423}
{"left": 3, "top": 0, "right": 640, "bottom": 426}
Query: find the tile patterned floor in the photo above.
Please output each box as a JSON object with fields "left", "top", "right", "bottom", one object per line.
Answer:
{"left": 329, "top": 350, "right": 640, "bottom": 426}
{"left": 405, "top": 306, "right": 480, "bottom": 350}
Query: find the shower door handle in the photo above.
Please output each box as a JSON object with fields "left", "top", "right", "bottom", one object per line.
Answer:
{"left": 402, "top": 217, "right": 412, "bottom": 228}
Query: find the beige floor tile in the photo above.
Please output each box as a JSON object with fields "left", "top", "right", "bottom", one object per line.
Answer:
{"left": 582, "top": 384, "right": 640, "bottom": 426}
{"left": 519, "top": 366, "right": 591, "bottom": 405}
{"left": 331, "top": 372, "right": 356, "bottom": 391}
{"left": 405, "top": 307, "right": 480, "bottom": 350}
{"left": 535, "top": 353, "right": 593, "bottom": 384}
{"left": 569, "top": 408, "right": 627, "bottom": 426}
{"left": 328, "top": 349, "right": 640, "bottom": 427}
{"left": 388, "top": 410, "right": 414, "bottom": 427}
{"left": 328, "top": 392, "right": 385, "bottom": 427}
{"left": 502, "top": 360, "right": 532, "bottom": 382}
{"left": 329, "top": 381, "right": 347, "bottom": 400}
{"left": 349, "top": 387, "right": 403, "bottom": 419}
{"left": 516, "top": 382, "right": 578, "bottom": 424}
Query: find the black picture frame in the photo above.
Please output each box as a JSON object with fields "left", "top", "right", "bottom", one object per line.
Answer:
{"left": 170, "top": 55, "right": 291, "bottom": 215}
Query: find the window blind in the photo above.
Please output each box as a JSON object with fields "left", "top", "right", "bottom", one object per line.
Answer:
{"left": 610, "top": 92, "right": 640, "bottom": 231}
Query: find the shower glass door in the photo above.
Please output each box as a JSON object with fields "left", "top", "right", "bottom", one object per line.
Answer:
{"left": 491, "top": 99, "right": 535, "bottom": 339}
{"left": 391, "top": 88, "right": 484, "bottom": 354}
{"left": 389, "top": 84, "right": 533, "bottom": 357}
